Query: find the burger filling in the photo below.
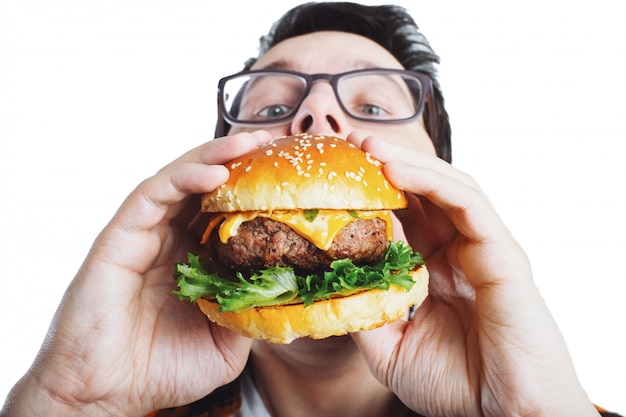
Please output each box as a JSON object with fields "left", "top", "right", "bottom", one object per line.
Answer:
{"left": 212, "top": 217, "right": 389, "bottom": 274}
{"left": 202, "top": 209, "right": 394, "bottom": 251}
{"left": 174, "top": 213, "right": 424, "bottom": 312}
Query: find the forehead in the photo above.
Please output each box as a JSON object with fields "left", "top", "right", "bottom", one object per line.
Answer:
{"left": 250, "top": 31, "right": 405, "bottom": 73}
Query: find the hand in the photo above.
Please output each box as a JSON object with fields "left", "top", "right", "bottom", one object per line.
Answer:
{"left": 349, "top": 136, "right": 599, "bottom": 417}
{"left": 2, "top": 131, "right": 271, "bottom": 417}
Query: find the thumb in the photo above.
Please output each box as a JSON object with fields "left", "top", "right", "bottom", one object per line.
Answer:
{"left": 351, "top": 320, "right": 408, "bottom": 375}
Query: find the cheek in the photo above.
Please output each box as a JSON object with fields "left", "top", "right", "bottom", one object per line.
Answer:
{"left": 365, "top": 122, "right": 437, "bottom": 155}
{"left": 410, "top": 126, "right": 437, "bottom": 155}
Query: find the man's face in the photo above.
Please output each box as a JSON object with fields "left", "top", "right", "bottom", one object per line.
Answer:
{"left": 229, "top": 31, "right": 436, "bottom": 156}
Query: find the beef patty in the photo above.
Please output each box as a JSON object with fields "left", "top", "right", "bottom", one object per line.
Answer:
{"left": 211, "top": 216, "right": 389, "bottom": 273}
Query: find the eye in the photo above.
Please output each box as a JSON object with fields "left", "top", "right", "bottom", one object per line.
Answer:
{"left": 256, "top": 104, "right": 293, "bottom": 119}
{"left": 337, "top": 71, "right": 420, "bottom": 121}
{"left": 356, "top": 103, "right": 388, "bottom": 118}
{"left": 338, "top": 83, "right": 394, "bottom": 119}
{"left": 346, "top": 94, "right": 393, "bottom": 119}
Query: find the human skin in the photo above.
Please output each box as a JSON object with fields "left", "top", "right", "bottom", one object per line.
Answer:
{"left": 1, "top": 31, "right": 599, "bottom": 417}
{"left": 0, "top": 131, "right": 270, "bottom": 417}
{"left": 231, "top": 31, "right": 600, "bottom": 417}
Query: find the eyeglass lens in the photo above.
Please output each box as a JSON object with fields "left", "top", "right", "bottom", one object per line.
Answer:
{"left": 221, "top": 71, "right": 423, "bottom": 125}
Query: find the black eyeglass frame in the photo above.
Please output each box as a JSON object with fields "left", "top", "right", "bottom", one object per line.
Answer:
{"left": 216, "top": 68, "right": 436, "bottom": 138}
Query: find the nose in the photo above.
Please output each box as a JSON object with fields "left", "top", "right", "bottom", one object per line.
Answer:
{"left": 290, "top": 83, "right": 350, "bottom": 137}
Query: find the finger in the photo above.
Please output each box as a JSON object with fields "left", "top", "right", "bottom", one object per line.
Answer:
{"left": 348, "top": 134, "right": 459, "bottom": 254}
{"left": 158, "top": 130, "right": 275, "bottom": 240}
{"left": 384, "top": 161, "right": 503, "bottom": 244}
{"left": 394, "top": 192, "right": 456, "bottom": 258}
{"left": 164, "top": 130, "right": 273, "bottom": 170}
{"left": 359, "top": 136, "right": 478, "bottom": 188}
{"left": 345, "top": 131, "right": 369, "bottom": 148}
{"left": 115, "top": 163, "right": 230, "bottom": 233}
{"left": 390, "top": 162, "right": 533, "bottom": 286}
{"left": 198, "top": 130, "right": 273, "bottom": 165}
{"left": 90, "top": 163, "right": 228, "bottom": 274}
{"left": 115, "top": 131, "right": 273, "bottom": 234}
{"left": 350, "top": 320, "right": 408, "bottom": 381}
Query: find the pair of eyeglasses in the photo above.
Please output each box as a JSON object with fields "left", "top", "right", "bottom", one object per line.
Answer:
{"left": 216, "top": 68, "right": 434, "bottom": 137}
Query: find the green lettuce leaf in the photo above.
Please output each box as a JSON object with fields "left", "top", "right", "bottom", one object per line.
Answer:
{"left": 174, "top": 240, "right": 424, "bottom": 312}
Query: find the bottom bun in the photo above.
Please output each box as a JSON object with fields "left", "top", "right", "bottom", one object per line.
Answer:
{"left": 196, "top": 266, "right": 428, "bottom": 344}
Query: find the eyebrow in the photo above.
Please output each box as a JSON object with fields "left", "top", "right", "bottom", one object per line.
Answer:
{"left": 257, "top": 60, "right": 291, "bottom": 71}
{"left": 256, "top": 59, "right": 381, "bottom": 73}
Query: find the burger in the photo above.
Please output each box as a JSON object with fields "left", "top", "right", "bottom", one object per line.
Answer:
{"left": 174, "top": 134, "right": 428, "bottom": 344}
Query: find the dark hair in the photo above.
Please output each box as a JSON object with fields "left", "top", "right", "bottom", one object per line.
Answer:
{"left": 223, "top": 2, "right": 452, "bottom": 162}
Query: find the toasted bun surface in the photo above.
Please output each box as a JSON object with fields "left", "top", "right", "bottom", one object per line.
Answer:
{"left": 201, "top": 134, "right": 407, "bottom": 213}
{"left": 196, "top": 266, "right": 428, "bottom": 344}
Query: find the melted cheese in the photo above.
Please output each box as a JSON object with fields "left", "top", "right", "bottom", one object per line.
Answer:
{"left": 201, "top": 209, "right": 393, "bottom": 251}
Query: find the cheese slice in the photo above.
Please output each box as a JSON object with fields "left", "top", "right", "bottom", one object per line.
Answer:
{"left": 201, "top": 209, "right": 393, "bottom": 251}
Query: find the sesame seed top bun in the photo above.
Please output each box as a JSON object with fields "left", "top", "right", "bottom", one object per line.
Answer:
{"left": 202, "top": 134, "right": 407, "bottom": 213}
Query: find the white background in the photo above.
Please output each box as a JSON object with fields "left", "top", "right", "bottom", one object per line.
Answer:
{"left": 1, "top": 0, "right": 625, "bottom": 412}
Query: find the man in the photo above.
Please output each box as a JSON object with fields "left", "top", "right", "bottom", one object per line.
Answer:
{"left": 1, "top": 3, "right": 615, "bottom": 416}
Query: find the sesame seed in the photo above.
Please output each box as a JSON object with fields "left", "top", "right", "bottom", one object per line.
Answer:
{"left": 244, "top": 165, "right": 252, "bottom": 172}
